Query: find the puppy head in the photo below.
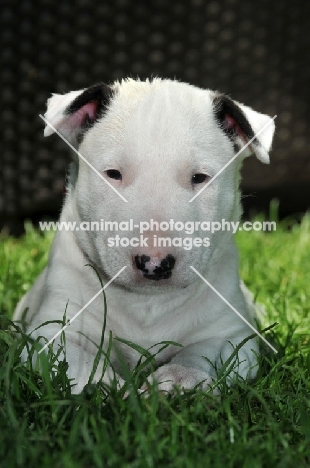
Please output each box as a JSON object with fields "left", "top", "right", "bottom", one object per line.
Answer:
{"left": 44, "top": 79, "right": 275, "bottom": 292}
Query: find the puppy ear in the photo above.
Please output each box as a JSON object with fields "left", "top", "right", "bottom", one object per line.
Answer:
{"left": 213, "top": 94, "right": 275, "bottom": 163}
{"left": 43, "top": 83, "right": 114, "bottom": 146}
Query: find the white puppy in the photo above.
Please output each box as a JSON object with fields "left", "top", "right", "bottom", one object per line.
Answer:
{"left": 14, "top": 78, "right": 275, "bottom": 394}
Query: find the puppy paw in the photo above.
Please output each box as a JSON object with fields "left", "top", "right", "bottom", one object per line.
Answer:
{"left": 141, "top": 363, "right": 215, "bottom": 394}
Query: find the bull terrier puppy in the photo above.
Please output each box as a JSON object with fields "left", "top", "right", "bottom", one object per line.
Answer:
{"left": 14, "top": 78, "right": 275, "bottom": 393}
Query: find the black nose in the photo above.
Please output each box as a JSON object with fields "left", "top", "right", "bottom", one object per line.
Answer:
{"left": 135, "top": 254, "right": 176, "bottom": 280}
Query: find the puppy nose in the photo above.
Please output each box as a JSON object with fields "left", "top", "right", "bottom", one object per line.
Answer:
{"left": 134, "top": 254, "right": 176, "bottom": 280}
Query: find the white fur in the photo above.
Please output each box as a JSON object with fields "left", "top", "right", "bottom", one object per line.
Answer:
{"left": 14, "top": 79, "right": 275, "bottom": 394}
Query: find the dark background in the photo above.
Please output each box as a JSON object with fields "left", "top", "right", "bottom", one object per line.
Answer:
{"left": 1, "top": 0, "right": 310, "bottom": 233}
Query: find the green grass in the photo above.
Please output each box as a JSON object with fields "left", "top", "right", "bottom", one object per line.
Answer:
{"left": 0, "top": 214, "right": 310, "bottom": 468}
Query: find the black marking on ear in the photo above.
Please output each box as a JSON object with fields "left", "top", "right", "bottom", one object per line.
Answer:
{"left": 213, "top": 94, "right": 258, "bottom": 149}
{"left": 65, "top": 83, "right": 114, "bottom": 143}
{"left": 65, "top": 83, "right": 114, "bottom": 116}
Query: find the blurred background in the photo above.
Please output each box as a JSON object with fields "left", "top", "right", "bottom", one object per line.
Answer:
{"left": 1, "top": 0, "right": 310, "bottom": 233}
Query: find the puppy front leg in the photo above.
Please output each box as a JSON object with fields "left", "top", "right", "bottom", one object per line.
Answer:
{"left": 143, "top": 337, "right": 258, "bottom": 394}
{"left": 21, "top": 326, "right": 125, "bottom": 394}
{"left": 60, "top": 339, "right": 126, "bottom": 394}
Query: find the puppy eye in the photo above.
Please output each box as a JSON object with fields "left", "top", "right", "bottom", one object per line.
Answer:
{"left": 191, "top": 173, "right": 208, "bottom": 184}
{"left": 106, "top": 169, "right": 122, "bottom": 181}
